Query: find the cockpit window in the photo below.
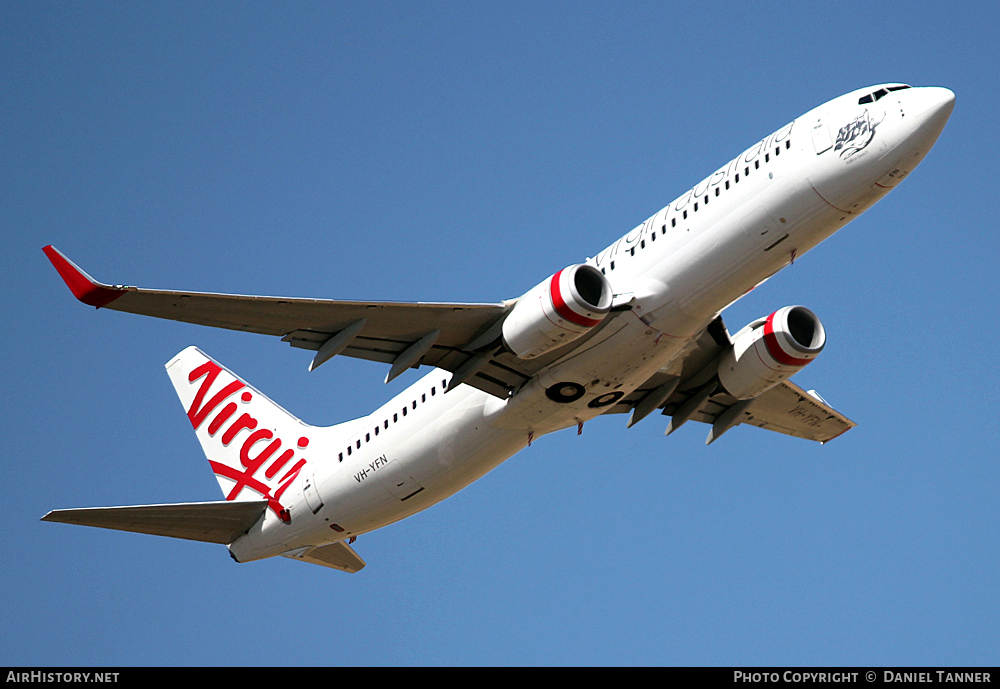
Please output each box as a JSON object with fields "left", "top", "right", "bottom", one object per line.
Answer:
{"left": 858, "top": 85, "right": 910, "bottom": 104}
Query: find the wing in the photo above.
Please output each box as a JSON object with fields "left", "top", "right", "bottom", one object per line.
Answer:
{"left": 609, "top": 316, "right": 855, "bottom": 443}
{"left": 650, "top": 378, "right": 855, "bottom": 443}
{"left": 43, "top": 245, "right": 541, "bottom": 398}
{"left": 730, "top": 380, "right": 855, "bottom": 443}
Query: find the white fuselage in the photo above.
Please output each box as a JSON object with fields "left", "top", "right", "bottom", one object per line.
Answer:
{"left": 229, "top": 84, "right": 954, "bottom": 562}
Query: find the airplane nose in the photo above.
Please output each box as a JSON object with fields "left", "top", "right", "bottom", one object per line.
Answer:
{"left": 898, "top": 86, "right": 954, "bottom": 156}
{"left": 917, "top": 86, "right": 955, "bottom": 118}
{"left": 911, "top": 86, "right": 955, "bottom": 134}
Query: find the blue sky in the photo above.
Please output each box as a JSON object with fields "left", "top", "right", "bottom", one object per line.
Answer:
{"left": 2, "top": 1, "right": 997, "bottom": 666}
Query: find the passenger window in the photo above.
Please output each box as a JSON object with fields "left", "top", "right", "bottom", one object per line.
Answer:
{"left": 393, "top": 413, "right": 398, "bottom": 422}
{"left": 640, "top": 240, "right": 645, "bottom": 249}
{"left": 786, "top": 140, "right": 791, "bottom": 149}
{"left": 402, "top": 407, "right": 407, "bottom": 417}
{"left": 421, "top": 393, "right": 426, "bottom": 403}
{"left": 694, "top": 203, "right": 698, "bottom": 211}
{"left": 725, "top": 181, "right": 730, "bottom": 189}
{"left": 412, "top": 401, "right": 417, "bottom": 409}
{"left": 715, "top": 187, "right": 720, "bottom": 196}
{"left": 384, "top": 420, "right": 388, "bottom": 429}
{"left": 431, "top": 387, "right": 436, "bottom": 396}
{"left": 755, "top": 160, "right": 760, "bottom": 169}
{"left": 374, "top": 426, "right": 379, "bottom": 436}
{"left": 671, "top": 218, "right": 676, "bottom": 227}
{"left": 365, "top": 433, "right": 369, "bottom": 442}
{"left": 339, "top": 453, "right": 343, "bottom": 462}
{"left": 765, "top": 153, "right": 769, "bottom": 163}
{"left": 347, "top": 446, "right": 352, "bottom": 456}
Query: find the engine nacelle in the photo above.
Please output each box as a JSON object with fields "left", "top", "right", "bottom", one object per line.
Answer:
{"left": 502, "top": 264, "right": 613, "bottom": 360}
{"left": 718, "top": 305, "right": 826, "bottom": 400}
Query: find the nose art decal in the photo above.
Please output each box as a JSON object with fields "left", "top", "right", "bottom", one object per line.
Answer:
{"left": 834, "top": 109, "right": 885, "bottom": 159}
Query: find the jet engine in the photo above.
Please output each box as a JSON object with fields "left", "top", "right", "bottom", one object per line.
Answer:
{"left": 718, "top": 305, "right": 826, "bottom": 400}
{"left": 502, "top": 264, "right": 613, "bottom": 360}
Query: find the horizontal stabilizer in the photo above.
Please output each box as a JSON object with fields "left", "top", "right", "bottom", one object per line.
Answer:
{"left": 41, "top": 500, "right": 268, "bottom": 545}
{"left": 282, "top": 542, "right": 367, "bottom": 573}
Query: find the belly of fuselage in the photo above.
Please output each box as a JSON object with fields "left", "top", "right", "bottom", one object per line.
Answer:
{"left": 311, "top": 386, "right": 527, "bottom": 536}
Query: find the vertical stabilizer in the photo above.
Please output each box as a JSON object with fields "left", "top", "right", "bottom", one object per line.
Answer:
{"left": 165, "top": 347, "right": 316, "bottom": 520}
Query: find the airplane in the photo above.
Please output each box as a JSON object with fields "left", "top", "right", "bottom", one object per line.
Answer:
{"left": 41, "top": 83, "right": 955, "bottom": 573}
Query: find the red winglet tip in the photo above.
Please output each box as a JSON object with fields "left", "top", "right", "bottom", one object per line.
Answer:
{"left": 43, "top": 245, "right": 127, "bottom": 308}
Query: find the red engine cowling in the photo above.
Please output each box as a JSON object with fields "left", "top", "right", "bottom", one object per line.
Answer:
{"left": 718, "top": 306, "right": 826, "bottom": 400}
{"left": 502, "top": 264, "right": 613, "bottom": 360}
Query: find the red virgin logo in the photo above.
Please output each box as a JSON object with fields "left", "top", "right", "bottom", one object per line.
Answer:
{"left": 186, "top": 359, "right": 308, "bottom": 521}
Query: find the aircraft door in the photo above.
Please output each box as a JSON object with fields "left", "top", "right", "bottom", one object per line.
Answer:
{"left": 811, "top": 115, "right": 833, "bottom": 154}
{"left": 302, "top": 471, "right": 324, "bottom": 514}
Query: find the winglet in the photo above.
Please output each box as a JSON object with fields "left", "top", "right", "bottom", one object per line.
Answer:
{"left": 43, "top": 245, "right": 130, "bottom": 308}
